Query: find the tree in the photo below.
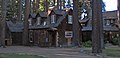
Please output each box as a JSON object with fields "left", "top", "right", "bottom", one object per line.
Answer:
{"left": 18, "top": 0, "right": 22, "bottom": 21}
{"left": 92, "top": 0, "right": 103, "bottom": 53}
{"left": 6, "top": 0, "right": 19, "bottom": 20}
{"left": 57, "top": 0, "right": 60, "bottom": 9}
{"left": 118, "top": 0, "right": 120, "bottom": 47}
{"left": 44, "top": 0, "right": 48, "bottom": 12}
{"left": 102, "top": 0, "right": 106, "bottom": 12}
{"left": 23, "top": 0, "right": 30, "bottom": 45}
{"left": 0, "top": 0, "right": 7, "bottom": 48}
{"left": 73, "top": 0, "right": 82, "bottom": 47}
{"left": 36, "top": 0, "right": 40, "bottom": 12}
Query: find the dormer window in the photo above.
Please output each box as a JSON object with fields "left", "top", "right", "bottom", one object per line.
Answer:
{"left": 51, "top": 15, "right": 56, "bottom": 23}
{"left": 110, "top": 19, "right": 115, "bottom": 24}
{"left": 28, "top": 18, "right": 32, "bottom": 26}
{"left": 68, "top": 15, "right": 72, "bottom": 24}
{"left": 43, "top": 21, "right": 47, "bottom": 26}
{"left": 36, "top": 17, "right": 41, "bottom": 25}
{"left": 106, "top": 20, "right": 110, "bottom": 26}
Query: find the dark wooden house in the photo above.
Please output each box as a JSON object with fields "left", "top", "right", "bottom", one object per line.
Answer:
{"left": 6, "top": 21, "right": 23, "bottom": 45}
{"left": 81, "top": 10, "right": 119, "bottom": 43}
{"left": 27, "top": 9, "right": 74, "bottom": 47}
{"left": 6, "top": 9, "right": 119, "bottom": 46}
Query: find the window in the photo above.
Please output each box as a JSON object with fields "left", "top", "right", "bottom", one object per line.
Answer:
{"left": 51, "top": 15, "right": 56, "bottom": 23}
{"left": 43, "top": 21, "right": 47, "bottom": 26}
{"left": 110, "top": 19, "right": 115, "bottom": 24}
{"left": 36, "top": 17, "right": 41, "bottom": 25}
{"left": 68, "top": 15, "right": 72, "bottom": 24}
{"left": 29, "top": 30, "right": 33, "bottom": 43}
{"left": 28, "top": 18, "right": 32, "bottom": 26}
{"left": 106, "top": 20, "right": 110, "bottom": 26}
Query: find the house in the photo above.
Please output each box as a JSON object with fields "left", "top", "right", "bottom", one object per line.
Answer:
{"left": 81, "top": 10, "right": 119, "bottom": 43}
{"left": 6, "top": 21, "right": 23, "bottom": 45}
{"left": 27, "top": 9, "right": 73, "bottom": 47}
{"left": 6, "top": 9, "right": 119, "bottom": 46}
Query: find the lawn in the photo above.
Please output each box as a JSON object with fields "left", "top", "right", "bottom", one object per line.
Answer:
{"left": 0, "top": 53, "right": 46, "bottom": 58}
{"left": 103, "top": 47, "right": 120, "bottom": 58}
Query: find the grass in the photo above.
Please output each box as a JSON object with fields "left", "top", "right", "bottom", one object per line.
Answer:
{"left": 0, "top": 53, "right": 46, "bottom": 58}
{"left": 103, "top": 47, "right": 120, "bottom": 58}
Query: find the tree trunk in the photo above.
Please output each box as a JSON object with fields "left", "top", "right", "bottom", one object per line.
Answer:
{"left": 18, "top": 0, "right": 22, "bottom": 22}
{"left": 59, "top": 0, "right": 62, "bottom": 10}
{"left": 57, "top": 0, "right": 60, "bottom": 9}
{"left": 36, "top": 0, "right": 40, "bottom": 12}
{"left": 23, "top": 0, "right": 30, "bottom": 45}
{"left": 118, "top": 0, "right": 120, "bottom": 47}
{"left": 53, "top": 0, "right": 55, "bottom": 6}
{"left": 44, "top": 0, "right": 48, "bottom": 12}
{"left": 0, "top": 0, "right": 6, "bottom": 48}
{"left": 33, "top": 0, "right": 36, "bottom": 12}
{"left": 73, "top": 0, "right": 82, "bottom": 47}
{"left": 92, "top": 0, "right": 103, "bottom": 53}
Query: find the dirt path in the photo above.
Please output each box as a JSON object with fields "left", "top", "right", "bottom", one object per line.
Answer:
{"left": 0, "top": 46, "right": 102, "bottom": 58}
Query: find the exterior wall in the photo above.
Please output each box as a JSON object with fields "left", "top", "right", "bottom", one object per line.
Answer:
{"left": 57, "top": 16, "right": 73, "bottom": 47}
{"left": 48, "top": 30, "right": 57, "bottom": 47}
{"left": 5, "top": 26, "right": 12, "bottom": 46}
{"left": 11, "top": 32, "right": 22, "bottom": 45}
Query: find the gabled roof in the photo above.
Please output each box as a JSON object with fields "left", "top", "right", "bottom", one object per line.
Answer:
{"left": 29, "top": 13, "right": 37, "bottom": 18}
{"left": 29, "top": 25, "right": 49, "bottom": 30}
{"left": 103, "top": 10, "right": 118, "bottom": 19}
{"left": 49, "top": 10, "right": 67, "bottom": 28}
{"left": 54, "top": 10, "right": 65, "bottom": 15}
{"left": 79, "top": 19, "right": 89, "bottom": 23}
{"left": 6, "top": 21, "right": 23, "bottom": 32}
{"left": 29, "top": 10, "right": 67, "bottom": 30}
{"left": 39, "top": 12, "right": 48, "bottom": 17}
{"left": 49, "top": 10, "right": 65, "bottom": 15}
{"left": 82, "top": 19, "right": 119, "bottom": 31}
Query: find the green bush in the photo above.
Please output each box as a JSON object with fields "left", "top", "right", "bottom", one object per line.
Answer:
{"left": 111, "top": 37, "right": 118, "bottom": 45}
{"left": 83, "top": 41, "right": 92, "bottom": 47}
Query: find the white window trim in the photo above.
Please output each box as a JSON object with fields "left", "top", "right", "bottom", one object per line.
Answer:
{"left": 28, "top": 18, "right": 32, "bottom": 26}
{"left": 43, "top": 21, "right": 47, "bottom": 26}
{"left": 106, "top": 20, "right": 110, "bottom": 26}
{"left": 37, "top": 17, "right": 41, "bottom": 25}
{"left": 68, "top": 15, "right": 72, "bottom": 24}
{"left": 51, "top": 15, "right": 56, "bottom": 23}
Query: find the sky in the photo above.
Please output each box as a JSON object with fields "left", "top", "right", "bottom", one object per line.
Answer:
{"left": 103, "top": 0, "right": 118, "bottom": 11}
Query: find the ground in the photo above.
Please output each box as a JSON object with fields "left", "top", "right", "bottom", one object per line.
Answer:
{"left": 0, "top": 53, "right": 45, "bottom": 58}
{"left": 0, "top": 46, "right": 102, "bottom": 58}
{"left": 103, "top": 46, "right": 120, "bottom": 58}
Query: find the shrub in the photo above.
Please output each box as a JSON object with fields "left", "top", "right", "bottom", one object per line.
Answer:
{"left": 111, "top": 37, "right": 118, "bottom": 45}
{"left": 83, "top": 40, "right": 92, "bottom": 48}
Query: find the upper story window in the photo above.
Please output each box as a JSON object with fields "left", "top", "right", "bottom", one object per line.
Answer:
{"left": 106, "top": 20, "right": 110, "bottom": 26}
{"left": 28, "top": 18, "right": 32, "bottom": 26}
{"left": 51, "top": 15, "right": 56, "bottom": 23}
{"left": 110, "top": 19, "right": 115, "bottom": 24}
{"left": 105, "top": 19, "right": 116, "bottom": 26}
{"left": 68, "top": 15, "right": 72, "bottom": 24}
{"left": 43, "top": 21, "right": 47, "bottom": 26}
{"left": 36, "top": 17, "right": 41, "bottom": 25}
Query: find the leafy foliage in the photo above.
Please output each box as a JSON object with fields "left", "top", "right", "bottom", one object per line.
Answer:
{"left": 111, "top": 37, "right": 119, "bottom": 45}
{"left": 83, "top": 40, "right": 92, "bottom": 47}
